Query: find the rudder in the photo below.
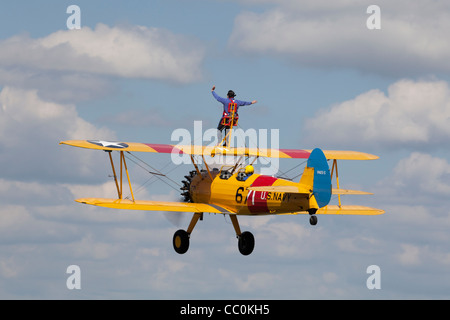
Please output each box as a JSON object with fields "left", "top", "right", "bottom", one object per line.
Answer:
{"left": 299, "top": 148, "right": 332, "bottom": 208}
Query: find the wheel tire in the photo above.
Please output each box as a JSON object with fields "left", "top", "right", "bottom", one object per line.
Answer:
{"left": 238, "top": 231, "right": 255, "bottom": 256}
{"left": 173, "top": 229, "right": 190, "bottom": 254}
{"left": 309, "top": 215, "right": 318, "bottom": 226}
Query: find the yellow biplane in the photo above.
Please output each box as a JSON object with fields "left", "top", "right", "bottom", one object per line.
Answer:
{"left": 60, "top": 135, "right": 384, "bottom": 256}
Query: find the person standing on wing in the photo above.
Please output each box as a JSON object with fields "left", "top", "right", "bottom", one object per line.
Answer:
{"left": 211, "top": 85, "right": 257, "bottom": 146}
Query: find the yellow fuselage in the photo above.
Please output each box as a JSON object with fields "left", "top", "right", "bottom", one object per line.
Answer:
{"left": 189, "top": 171, "right": 313, "bottom": 215}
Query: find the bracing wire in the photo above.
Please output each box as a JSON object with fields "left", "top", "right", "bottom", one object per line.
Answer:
{"left": 118, "top": 152, "right": 182, "bottom": 199}
{"left": 235, "top": 122, "right": 307, "bottom": 179}
{"left": 126, "top": 152, "right": 182, "bottom": 188}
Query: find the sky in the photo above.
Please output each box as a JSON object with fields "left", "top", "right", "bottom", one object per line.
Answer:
{"left": 0, "top": 0, "right": 450, "bottom": 299}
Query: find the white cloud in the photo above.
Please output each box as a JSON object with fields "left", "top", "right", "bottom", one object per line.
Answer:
{"left": 322, "top": 272, "right": 338, "bottom": 284}
{"left": 218, "top": 269, "right": 280, "bottom": 293}
{"left": 371, "top": 152, "right": 450, "bottom": 220}
{"left": 0, "top": 257, "right": 20, "bottom": 279}
{"left": 398, "top": 243, "right": 421, "bottom": 266}
{"left": 229, "top": 0, "right": 450, "bottom": 75}
{"left": 66, "top": 181, "right": 119, "bottom": 201}
{"left": 0, "top": 68, "right": 116, "bottom": 104}
{"left": 302, "top": 79, "right": 450, "bottom": 149}
{"left": 0, "top": 86, "right": 113, "bottom": 182}
{"left": 0, "top": 23, "right": 205, "bottom": 84}
{"left": 100, "top": 108, "right": 173, "bottom": 128}
{"left": 398, "top": 242, "right": 450, "bottom": 268}
{"left": 389, "top": 153, "right": 450, "bottom": 197}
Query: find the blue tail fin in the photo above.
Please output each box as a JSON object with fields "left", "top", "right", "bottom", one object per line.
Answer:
{"left": 307, "top": 148, "right": 332, "bottom": 208}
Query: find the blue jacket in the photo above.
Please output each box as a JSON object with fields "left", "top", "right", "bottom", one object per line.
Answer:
{"left": 212, "top": 91, "right": 252, "bottom": 114}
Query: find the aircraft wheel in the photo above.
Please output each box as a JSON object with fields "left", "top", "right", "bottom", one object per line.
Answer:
{"left": 173, "top": 229, "right": 189, "bottom": 254}
{"left": 309, "top": 215, "right": 318, "bottom": 226}
{"left": 238, "top": 231, "right": 255, "bottom": 256}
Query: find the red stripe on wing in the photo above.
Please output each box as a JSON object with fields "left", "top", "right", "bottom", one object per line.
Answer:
{"left": 144, "top": 143, "right": 184, "bottom": 154}
{"left": 279, "top": 149, "right": 311, "bottom": 159}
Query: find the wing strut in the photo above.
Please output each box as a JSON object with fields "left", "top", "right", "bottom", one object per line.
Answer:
{"left": 330, "top": 159, "right": 341, "bottom": 208}
{"left": 107, "top": 151, "right": 135, "bottom": 202}
{"left": 190, "top": 154, "right": 202, "bottom": 177}
{"left": 108, "top": 151, "right": 121, "bottom": 199}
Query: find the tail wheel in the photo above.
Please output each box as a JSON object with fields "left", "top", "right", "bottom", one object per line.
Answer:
{"left": 173, "top": 229, "right": 190, "bottom": 254}
{"left": 238, "top": 231, "right": 255, "bottom": 256}
{"left": 309, "top": 215, "right": 318, "bottom": 226}
{"left": 308, "top": 209, "right": 318, "bottom": 226}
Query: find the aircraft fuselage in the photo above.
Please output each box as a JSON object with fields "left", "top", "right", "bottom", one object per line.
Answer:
{"left": 189, "top": 170, "right": 314, "bottom": 215}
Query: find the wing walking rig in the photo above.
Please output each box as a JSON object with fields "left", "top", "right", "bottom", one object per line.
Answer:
{"left": 60, "top": 139, "right": 384, "bottom": 255}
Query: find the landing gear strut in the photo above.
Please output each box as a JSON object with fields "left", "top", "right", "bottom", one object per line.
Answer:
{"left": 172, "top": 212, "right": 202, "bottom": 255}
{"left": 230, "top": 215, "right": 254, "bottom": 255}
{"left": 172, "top": 212, "right": 255, "bottom": 255}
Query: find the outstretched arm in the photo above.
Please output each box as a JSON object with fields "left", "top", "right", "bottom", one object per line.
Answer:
{"left": 236, "top": 99, "right": 257, "bottom": 106}
{"left": 211, "top": 85, "right": 227, "bottom": 104}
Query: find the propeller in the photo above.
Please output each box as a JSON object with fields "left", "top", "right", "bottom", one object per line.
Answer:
{"left": 163, "top": 169, "right": 197, "bottom": 226}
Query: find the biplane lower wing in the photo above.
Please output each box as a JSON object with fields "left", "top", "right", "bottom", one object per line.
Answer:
{"left": 77, "top": 198, "right": 383, "bottom": 216}
{"left": 317, "top": 205, "right": 384, "bottom": 215}
{"left": 285, "top": 205, "right": 384, "bottom": 215}
{"left": 75, "top": 198, "right": 234, "bottom": 214}
{"left": 59, "top": 140, "right": 378, "bottom": 160}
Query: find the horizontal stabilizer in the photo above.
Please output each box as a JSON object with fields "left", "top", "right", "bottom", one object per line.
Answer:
{"left": 332, "top": 189, "right": 373, "bottom": 195}
{"left": 76, "top": 198, "right": 234, "bottom": 214}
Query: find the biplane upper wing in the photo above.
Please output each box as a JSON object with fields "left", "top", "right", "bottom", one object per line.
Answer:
{"left": 60, "top": 140, "right": 378, "bottom": 160}
{"left": 60, "top": 140, "right": 180, "bottom": 153}
{"left": 76, "top": 198, "right": 235, "bottom": 214}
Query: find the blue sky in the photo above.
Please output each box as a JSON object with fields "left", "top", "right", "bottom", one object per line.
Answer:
{"left": 1, "top": 0, "right": 450, "bottom": 299}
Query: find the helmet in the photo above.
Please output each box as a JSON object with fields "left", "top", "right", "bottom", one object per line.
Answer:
{"left": 227, "top": 90, "right": 236, "bottom": 98}
{"left": 245, "top": 165, "right": 254, "bottom": 174}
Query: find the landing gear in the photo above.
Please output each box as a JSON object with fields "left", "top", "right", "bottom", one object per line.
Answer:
{"left": 172, "top": 212, "right": 202, "bottom": 255}
{"left": 238, "top": 231, "right": 255, "bottom": 256}
{"left": 173, "top": 229, "right": 189, "bottom": 254}
{"left": 171, "top": 212, "right": 255, "bottom": 255}
{"left": 230, "top": 215, "right": 255, "bottom": 255}
{"left": 309, "top": 215, "right": 318, "bottom": 226}
{"left": 308, "top": 209, "right": 318, "bottom": 226}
